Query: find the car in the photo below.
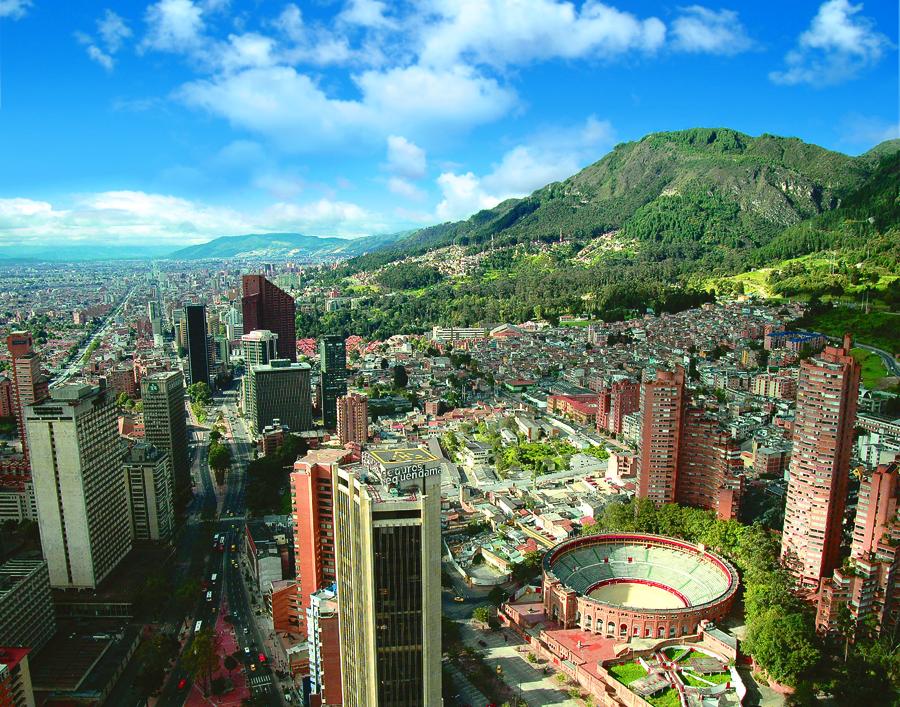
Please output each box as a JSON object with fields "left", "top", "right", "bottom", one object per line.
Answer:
{"left": 453, "top": 596, "right": 465, "bottom": 602}
{"left": 243, "top": 627, "right": 249, "bottom": 634}
{"left": 259, "top": 652, "right": 266, "bottom": 663}
{"left": 205, "top": 591, "right": 212, "bottom": 601}
{"left": 244, "top": 646, "right": 250, "bottom": 655}
{"left": 249, "top": 663, "right": 256, "bottom": 672}
{"left": 177, "top": 678, "right": 187, "bottom": 690}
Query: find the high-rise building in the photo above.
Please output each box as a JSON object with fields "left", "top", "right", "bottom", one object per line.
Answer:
{"left": 241, "top": 330, "right": 278, "bottom": 415}
{"left": 637, "top": 368, "right": 686, "bottom": 505}
{"left": 0, "top": 556, "right": 55, "bottom": 652}
{"left": 123, "top": 442, "right": 173, "bottom": 542}
{"left": 319, "top": 336, "right": 346, "bottom": 430}
{"left": 6, "top": 333, "right": 48, "bottom": 470}
{"left": 0, "top": 648, "right": 34, "bottom": 707}
{"left": 141, "top": 371, "right": 190, "bottom": 500}
{"left": 336, "top": 394, "right": 368, "bottom": 446}
{"left": 25, "top": 384, "right": 133, "bottom": 589}
{"left": 596, "top": 378, "right": 640, "bottom": 437}
{"left": 184, "top": 304, "right": 210, "bottom": 388}
{"left": 307, "top": 587, "right": 342, "bottom": 707}
{"left": 290, "top": 450, "right": 351, "bottom": 638}
{"left": 333, "top": 447, "right": 442, "bottom": 705}
{"left": 817, "top": 460, "right": 900, "bottom": 635}
{"left": 242, "top": 275, "right": 297, "bottom": 362}
{"left": 781, "top": 335, "right": 860, "bottom": 588}
{"left": 250, "top": 360, "right": 312, "bottom": 435}
{"left": 223, "top": 306, "right": 244, "bottom": 342}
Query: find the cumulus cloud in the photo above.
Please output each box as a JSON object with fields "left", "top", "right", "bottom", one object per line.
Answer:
{"left": 418, "top": 0, "right": 665, "bottom": 68}
{"left": 671, "top": 6, "right": 753, "bottom": 55}
{"left": 141, "top": 0, "right": 206, "bottom": 53}
{"left": 385, "top": 136, "right": 427, "bottom": 180}
{"left": 0, "top": 191, "right": 385, "bottom": 247}
{"left": 435, "top": 116, "right": 614, "bottom": 220}
{"left": 0, "top": 0, "right": 31, "bottom": 20}
{"left": 388, "top": 177, "right": 426, "bottom": 201}
{"left": 770, "top": 0, "right": 891, "bottom": 86}
{"left": 339, "top": 0, "right": 396, "bottom": 30}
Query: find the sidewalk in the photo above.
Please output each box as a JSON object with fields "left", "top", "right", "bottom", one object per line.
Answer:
{"left": 185, "top": 599, "right": 250, "bottom": 706}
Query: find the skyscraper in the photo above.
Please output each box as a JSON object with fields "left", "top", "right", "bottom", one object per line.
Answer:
{"left": 337, "top": 393, "right": 368, "bottom": 446}
{"left": 817, "top": 460, "right": 900, "bottom": 634}
{"left": 781, "top": 335, "right": 861, "bottom": 588}
{"left": 240, "top": 330, "right": 278, "bottom": 415}
{"left": 25, "top": 384, "right": 133, "bottom": 589}
{"left": 249, "top": 359, "right": 312, "bottom": 434}
{"left": 123, "top": 442, "right": 173, "bottom": 542}
{"left": 637, "top": 368, "right": 686, "bottom": 505}
{"left": 141, "top": 371, "right": 190, "bottom": 501}
{"left": 242, "top": 275, "right": 297, "bottom": 361}
{"left": 333, "top": 447, "right": 442, "bottom": 705}
{"left": 184, "top": 304, "right": 209, "bottom": 388}
{"left": 319, "top": 335, "right": 346, "bottom": 430}
{"left": 6, "top": 333, "right": 48, "bottom": 470}
{"left": 0, "top": 556, "right": 55, "bottom": 653}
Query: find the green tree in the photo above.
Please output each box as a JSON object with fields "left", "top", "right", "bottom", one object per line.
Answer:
{"left": 208, "top": 441, "right": 232, "bottom": 472}
{"left": 743, "top": 609, "right": 820, "bottom": 686}
{"left": 183, "top": 628, "right": 221, "bottom": 695}
{"left": 392, "top": 364, "right": 409, "bottom": 388}
{"left": 472, "top": 606, "right": 491, "bottom": 625}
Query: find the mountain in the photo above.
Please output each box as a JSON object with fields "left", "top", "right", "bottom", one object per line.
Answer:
{"left": 353, "top": 128, "right": 897, "bottom": 272}
{"left": 168, "top": 231, "right": 408, "bottom": 261}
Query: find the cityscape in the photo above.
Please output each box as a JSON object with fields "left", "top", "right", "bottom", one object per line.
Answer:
{"left": 0, "top": 2, "right": 898, "bottom": 707}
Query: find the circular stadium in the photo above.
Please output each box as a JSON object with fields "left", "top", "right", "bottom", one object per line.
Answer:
{"left": 542, "top": 533, "right": 738, "bottom": 640}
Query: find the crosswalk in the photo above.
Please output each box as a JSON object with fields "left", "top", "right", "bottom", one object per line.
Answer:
{"left": 248, "top": 673, "right": 272, "bottom": 692}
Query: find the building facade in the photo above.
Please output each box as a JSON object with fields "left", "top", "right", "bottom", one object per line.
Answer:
{"left": 0, "top": 557, "right": 54, "bottom": 653}
{"left": 250, "top": 360, "right": 312, "bottom": 434}
{"left": 596, "top": 378, "right": 640, "bottom": 437}
{"left": 6, "top": 333, "right": 48, "bottom": 473}
{"left": 123, "top": 442, "right": 173, "bottom": 542}
{"left": 141, "top": 371, "right": 190, "bottom": 501}
{"left": 336, "top": 394, "right": 368, "bottom": 446}
{"left": 0, "top": 648, "right": 34, "bottom": 707}
{"left": 241, "top": 329, "right": 278, "bottom": 416}
{"left": 319, "top": 336, "right": 346, "bottom": 430}
{"left": 307, "top": 587, "right": 342, "bottom": 707}
{"left": 637, "top": 368, "right": 686, "bottom": 505}
{"left": 242, "top": 275, "right": 297, "bottom": 362}
{"left": 332, "top": 448, "right": 442, "bottom": 706}
{"left": 780, "top": 336, "right": 860, "bottom": 588}
{"left": 184, "top": 304, "right": 210, "bottom": 388}
{"left": 25, "top": 384, "right": 133, "bottom": 589}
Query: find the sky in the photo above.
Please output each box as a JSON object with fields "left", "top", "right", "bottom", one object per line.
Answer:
{"left": 0, "top": 0, "right": 896, "bottom": 250}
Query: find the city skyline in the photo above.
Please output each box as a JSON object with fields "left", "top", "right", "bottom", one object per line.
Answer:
{"left": 0, "top": 0, "right": 896, "bottom": 250}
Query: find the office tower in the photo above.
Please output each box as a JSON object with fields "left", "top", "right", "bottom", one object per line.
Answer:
{"left": 25, "top": 384, "right": 133, "bottom": 589}
{"left": 223, "top": 306, "right": 243, "bottom": 342}
{"left": 123, "top": 442, "right": 173, "bottom": 542}
{"left": 141, "top": 371, "right": 190, "bottom": 500}
{"left": 817, "top": 460, "right": 900, "bottom": 634}
{"left": 319, "top": 335, "right": 347, "bottom": 430}
{"left": 781, "top": 335, "right": 861, "bottom": 588}
{"left": 147, "top": 300, "right": 162, "bottom": 339}
{"left": 250, "top": 360, "right": 312, "bottom": 434}
{"left": 0, "top": 647, "right": 35, "bottom": 707}
{"left": 337, "top": 393, "right": 368, "bottom": 446}
{"left": 637, "top": 368, "right": 686, "bottom": 505}
{"left": 183, "top": 304, "right": 210, "bottom": 387}
{"left": 0, "top": 556, "right": 55, "bottom": 652}
{"left": 307, "top": 587, "right": 342, "bottom": 707}
{"left": 333, "top": 447, "right": 442, "bottom": 705}
{"left": 241, "top": 330, "right": 278, "bottom": 415}
{"left": 290, "top": 450, "right": 351, "bottom": 638}
{"left": 6, "top": 333, "right": 48, "bottom": 469}
{"left": 242, "top": 275, "right": 297, "bottom": 361}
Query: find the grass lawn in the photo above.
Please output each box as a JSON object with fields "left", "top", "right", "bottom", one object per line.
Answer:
{"left": 681, "top": 671, "right": 732, "bottom": 687}
{"left": 559, "top": 319, "right": 593, "bottom": 327}
{"left": 679, "top": 650, "right": 707, "bottom": 663}
{"left": 662, "top": 647, "right": 687, "bottom": 661}
{"left": 796, "top": 308, "right": 900, "bottom": 354}
{"left": 609, "top": 662, "right": 648, "bottom": 685}
{"left": 852, "top": 348, "right": 891, "bottom": 388}
{"left": 647, "top": 687, "right": 682, "bottom": 707}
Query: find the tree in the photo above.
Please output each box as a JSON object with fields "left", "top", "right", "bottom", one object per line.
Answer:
{"left": 187, "top": 382, "right": 212, "bottom": 405}
{"left": 487, "top": 586, "right": 507, "bottom": 606}
{"left": 392, "top": 364, "right": 409, "bottom": 388}
{"left": 472, "top": 606, "right": 491, "bottom": 625}
{"left": 183, "top": 628, "right": 221, "bottom": 695}
{"left": 744, "top": 609, "right": 820, "bottom": 686}
{"left": 208, "top": 441, "right": 232, "bottom": 473}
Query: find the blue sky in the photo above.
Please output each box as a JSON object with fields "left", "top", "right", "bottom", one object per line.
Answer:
{"left": 0, "top": 0, "right": 896, "bottom": 249}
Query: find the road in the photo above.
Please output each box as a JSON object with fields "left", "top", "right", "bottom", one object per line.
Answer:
{"left": 856, "top": 343, "right": 900, "bottom": 377}
{"left": 52, "top": 285, "right": 136, "bottom": 386}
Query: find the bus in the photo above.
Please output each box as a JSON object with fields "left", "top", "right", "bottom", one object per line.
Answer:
{"left": 210, "top": 573, "right": 218, "bottom": 583}
{"left": 194, "top": 620, "right": 202, "bottom": 633}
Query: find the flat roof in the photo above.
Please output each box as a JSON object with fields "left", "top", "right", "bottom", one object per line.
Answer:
{"left": 366, "top": 447, "right": 439, "bottom": 465}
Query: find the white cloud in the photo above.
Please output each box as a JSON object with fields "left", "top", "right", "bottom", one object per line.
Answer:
{"left": 770, "top": 0, "right": 891, "bottom": 86}
{"left": 671, "top": 6, "right": 753, "bottom": 55}
{"left": 435, "top": 116, "right": 614, "bottom": 221}
{"left": 386, "top": 136, "right": 427, "bottom": 179}
{"left": 0, "top": 191, "right": 385, "bottom": 246}
{"left": 0, "top": 0, "right": 30, "bottom": 20}
{"left": 179, "top": 62, "right": 515, "bottom": 151}
{"left": 339, "top": 0, "right": 395, "bottom": 30}
{"left": 418, "top": 0, "right": 665, "bottom": 68}
{"left": 98, "top": 10, "right": 132, "bottom": 53}
{"left": 141, "top": 0, "right": 205, "bottom": 53}
{"left": 388, "top": 177, "right": 426, "bottom": 201}
{"left": 87, "top": 45, "right": 116, "bottom": 71}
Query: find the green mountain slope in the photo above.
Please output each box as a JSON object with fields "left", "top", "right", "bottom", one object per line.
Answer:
{"left": 354, "top": 128, "right": 894, "bottom": 272}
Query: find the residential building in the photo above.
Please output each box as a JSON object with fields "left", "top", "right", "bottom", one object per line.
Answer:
{"left": 751, "top": 372, "right": 797, "bottom": 400}
{"left": 307, "top": 587, "right": 342, "bottom": 707}
{"left": 141, "top": 371, "right": 190, "bottom": 500}
{"left": 242, "top": 275, "right": 297, "bottom": 361}
{"left": 241, "top": 329, "right": 278, "bottom": 415}
{"left": 250, "top": 360, "right": 312, "bottom": 434}
{"left": 184, "top": 304, "right": 210, "bottom": 387}
{"left": 637, "top": 368, "right": 686, "bottom": 505}
{"left": 336, "top": 394, "right": 368, "bottom": 446}
{"left": 781, "top": 336, "right": 861, "bottom": 588}
{"left": 123, "top": 442, "right": 173, "bottom": 542}
{"left": 25, "top": 384, "right": 133, "bottom": 589}
{"left": 596, "top": 378, "right": 640, "bottom": 436}
{"left": 319, "top": 335, "right": 347, "bottom": 430}
{"left": 430, "top": 326, "right": 487, "bottom": 343}
{"left": 0, "top": 557, "right": 54, "bottom": 652}
{"left": 817, "top": 461, "right": 900, "bottom": 635}
{"left": 6, "top": 333, "right": 48, "bottom": 471}
{"left": 333, "top": 447, "right": 443, "bottom": 705}
{"left": 0, "top": 648, "right": 34, "bottom": 707}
